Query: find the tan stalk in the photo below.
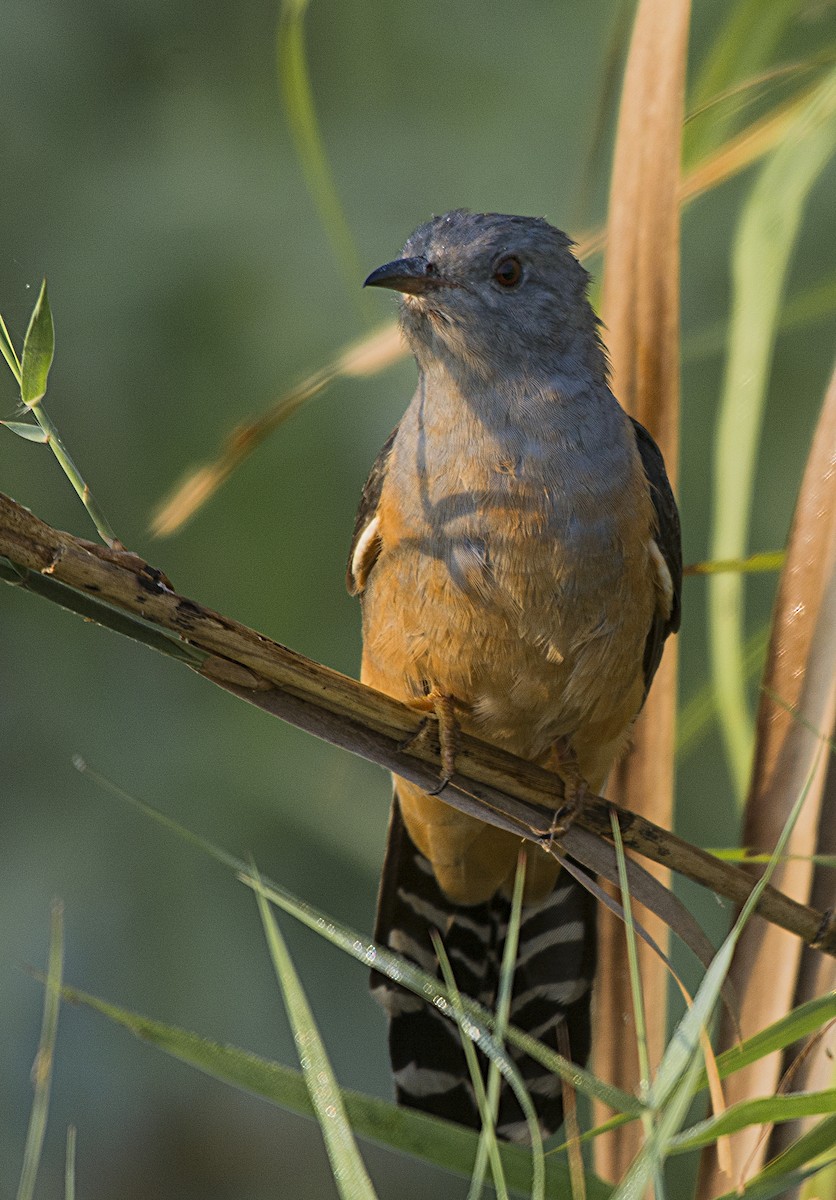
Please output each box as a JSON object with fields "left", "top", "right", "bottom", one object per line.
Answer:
{"left": 594, "top": 0, "right": 691, "bottom": 1183}
{"left": 698, "top": 364, "right": 836, "bottom": 1196}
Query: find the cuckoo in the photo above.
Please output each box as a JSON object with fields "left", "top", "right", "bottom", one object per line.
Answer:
{"left": 348, "top": 210, "right": 681, "bottom": 1142}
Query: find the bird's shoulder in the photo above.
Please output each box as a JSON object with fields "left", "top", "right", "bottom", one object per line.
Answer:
{"left": 346, "top": 423, "right": 399, "bottom": 595}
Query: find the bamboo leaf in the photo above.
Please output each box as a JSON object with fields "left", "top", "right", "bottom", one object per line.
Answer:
{"left": 708, "top": 67, "right": 836, "bottom": 801}
{"left": 0, "top": 420, "right": 49, "bottom": 443}
{"left": 20, "top": 280, "right": 54, "bottom": 408}
{"left": 252, "top": 870, "right": 379, "bottom": 1200}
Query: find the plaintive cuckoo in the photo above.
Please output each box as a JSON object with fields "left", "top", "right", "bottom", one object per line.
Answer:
{"left": 348, "top": 210, "right": 681, "bottom": 1142}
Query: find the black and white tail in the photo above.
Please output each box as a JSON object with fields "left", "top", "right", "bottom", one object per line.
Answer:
{"left": 372, "top": 797, "right": 596, "bottom": 1143}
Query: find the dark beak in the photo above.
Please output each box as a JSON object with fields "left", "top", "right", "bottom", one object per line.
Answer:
{"left": 363, "top": 256, "right": 445, "bottom": 295}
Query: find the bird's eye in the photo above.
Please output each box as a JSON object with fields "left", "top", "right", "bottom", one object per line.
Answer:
{"left": 493, "top": 256, "right": 522, "bottom": 287}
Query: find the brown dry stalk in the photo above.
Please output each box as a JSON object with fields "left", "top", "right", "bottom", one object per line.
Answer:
{"left": 2, "top": 488, "right": 832, "bottom": 958}
{"left": 595, "top": 0, "right": 691, "bottom": 1181}
{"left": 698, "top": 363, "right": 836, "bottom": 1195}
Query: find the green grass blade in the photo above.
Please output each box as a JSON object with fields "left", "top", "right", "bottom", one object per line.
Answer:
{"left": 715, "top": 1155, "right": 836, "bottom": 1200}
{"left": 696, "top": 993, "right": 836, "bottom": 1091}
{"left": 709, "top": 66, "right": 836, "bottom": 800}
{"left": 0, "top": 309, "right": 22, "bottom": 382}
{"left": 749, "top": 1115, "right": 836, "bottom": 1186}
{"left": 611, "top": 1053, "right": 705, "bottom": 1200}
{"left": 276, "top": 0, "right": 363, "bottom": 301}
{"left": 65, "top": 1126, "right": 76, "bottom": 1200}
{"left": 252, "top": 869, "right": 379, "bottom": 1200}
{"left": 433, "top": 935, "right": 511, "bottom": 1200}
{"left": 470, "top": 854, "right": 526, "bottom": 1200}
{"left": 686, "top": 551, "right": 785, "bottom": 576}
{"left": 686, "top": 0, "right": 803, "bottom": 162}
{"left": 16, "top": 901, "right": 64, "bottom": 1200}
{"left": 60, "top": 983, "right": 609, "bottom": 1197}
{"left": 669, "top": 1089, "right": 836, "bottom": 1153}
{"left": 677, "top": 624, "right": 769, "bottom": 761}
{"left": 20, "top": 280, "right": 54, "bottom": 407}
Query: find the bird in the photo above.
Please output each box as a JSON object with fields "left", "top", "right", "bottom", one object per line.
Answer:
{"left": 347, "top": 210, "right": 681, "bottom": 1142}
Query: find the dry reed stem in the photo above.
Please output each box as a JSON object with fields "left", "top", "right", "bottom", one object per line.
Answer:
{"left": 595, "top": 0, "right": 691, "bottom": 1182}
{"left": 698, "top": 364, "right": 836, "bottom": 1194}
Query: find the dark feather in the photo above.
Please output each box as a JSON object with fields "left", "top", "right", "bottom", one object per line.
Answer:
{"left": 372, "top": 795, "right": 596, "bottom": 1142}
{"left": 630, "top": 417, "right": 682, "bottom": 698}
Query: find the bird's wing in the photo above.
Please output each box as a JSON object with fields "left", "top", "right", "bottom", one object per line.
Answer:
{"left": 346, "top": 424, "right": 399, "bottom": 596}
{"left": 630, "top": 417, "right": 683, "bottom": 700}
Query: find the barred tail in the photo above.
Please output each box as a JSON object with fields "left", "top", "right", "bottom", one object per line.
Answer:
{"left": 372, "top": 795, "right": 596, "bottom": 1143}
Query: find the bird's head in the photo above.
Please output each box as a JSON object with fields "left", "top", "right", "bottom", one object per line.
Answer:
{"left": 364, "top": 210, "right": 603, "bottom": 385}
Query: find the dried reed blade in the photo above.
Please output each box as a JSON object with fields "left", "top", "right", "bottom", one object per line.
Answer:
{"left": 594, "top": 0, "right": 691, "bottom": 1183}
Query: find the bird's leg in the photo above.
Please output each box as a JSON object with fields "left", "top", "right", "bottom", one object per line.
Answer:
{"left": 543, "top": 737, "right": 589, "bottom": 846}
{"left": 399, "top": 688, "right": 461, "bottom": 794}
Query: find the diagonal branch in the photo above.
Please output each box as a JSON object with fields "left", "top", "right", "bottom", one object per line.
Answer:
{"left": 1, "top": 489, "right": 832, "bottom": 957}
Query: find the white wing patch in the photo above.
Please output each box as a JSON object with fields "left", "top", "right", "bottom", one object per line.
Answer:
{"left": 649, "top": 538, "right": 674, "bottom": 620}
{"left": 350, "top": 514, "right": 381, "bottom": 593}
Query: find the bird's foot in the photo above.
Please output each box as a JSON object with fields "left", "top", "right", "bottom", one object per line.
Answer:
{"left": 400, "top": 689, "right": 461, "bottom": 794}
{"left": 542, "top": 737, "right": 589, "bottom": 848}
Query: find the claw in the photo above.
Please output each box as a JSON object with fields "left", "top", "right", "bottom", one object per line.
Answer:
{"left": 543, "top": 737, "right": 589, "bottom": 848}
{"left": 402, "top": 688, "right": 461, "bottom": 792}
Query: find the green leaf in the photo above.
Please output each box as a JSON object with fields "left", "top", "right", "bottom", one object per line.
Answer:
{"left": 714, "top": 1156, "right": 836, "bottom": 1200}
{"left": 697, "top": 993, "right": 836, "bottom": 1091}
{"left": 0, "top": 420, "right": 49, "bottom": 443}
{"left": 754, "top": 1114, "right": 836, "bottom": 1184}
{"left": 669, "top": 1089, "right": 836, "bottom": 1153}
{"left": 709, "top": 66, "right": 836, "bottom": 800}
{"left": 253, "top": 871, "right": 379, "bottom": 1200}
{"left": 17, "top": 902, "right": 64, "bottom": 1200}
{"left": 59, "top": 983, "right": 610, "bottom": 1198}
{"left": 20, "top": 280, "right": 55, "bottom": 408}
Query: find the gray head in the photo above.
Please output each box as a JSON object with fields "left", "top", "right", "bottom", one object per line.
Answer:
{"left": 364, "top": 210, "right": 605, "bottom": 386}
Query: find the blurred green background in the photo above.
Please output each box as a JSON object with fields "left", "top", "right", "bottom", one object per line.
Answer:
{"left": 1, "top": 0, "right": 834, "bottom": 1196}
